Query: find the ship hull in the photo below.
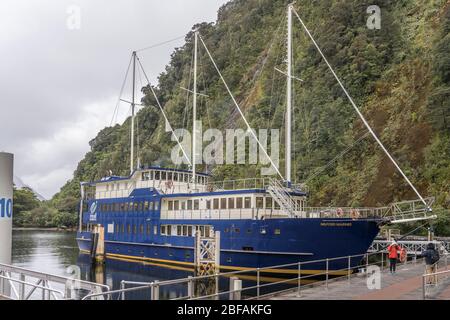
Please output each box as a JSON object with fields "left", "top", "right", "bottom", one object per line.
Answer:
{"left": 77, "top": 217, "right": 380, "bottom": 274}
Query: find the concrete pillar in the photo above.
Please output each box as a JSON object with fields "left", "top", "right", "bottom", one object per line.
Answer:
{"left": 0, "top": 152, "right": 13, "bottom": 265}
{"left": 0, "top": 152, "right": 13, "bottom": 297}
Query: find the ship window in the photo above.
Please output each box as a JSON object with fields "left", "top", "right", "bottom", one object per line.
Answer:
{"left": 140, "top": 225, "right": 144, "bottom": 234}
{"left": 187, "top": 200, "right": 192, "bottom": 210}
{"left": 127, "top": 224, "right": 131, "bottom": 234}
{"left": 224, "top": 228, "right": 229, "bottom": 233}
{"left": 161, "top": 225, "right": 166, "bottom": 235}
{"left": 154, "top": 225, "right": 158, "bottom": 235}
{"left": 177, "top": 225, "right": 182, "bottom": 236}
{"left": 120, "top": 203, "right": 125, "bottom": 211}
{"left": 206, "top": 200, "right": 211, "bottom": 210}
{"left": 205, "top": 226, "right": 211, "bottom": 237}
{"left": 194, "top": 200, "right": 199, "bottom": 210}
{"left": 174, "top": 200, "right": 179, "bottom": 211}
{"left": 155, "top": 202, "right": 159, "bottom": 210}
{"left": 144, "top": 201, "right": 149, "bottom": 211}
{"left": 149, "top": 201, "right": 154, "bottom": 210}
{"left": 265, "top": 197, "right": 272, "bottom": 209}
{"left": 213, "top": 198, "right": 219, "bottom": 209}
{"left": 188, "top": 226, "right": 193, "bottom": 237}
{"left": 167, "top": 225, "right": 172, "bottom": 236}
{"left": 220, "top": 198, "right": 227, "bottom": 209}
{"left": 133, "top": 225, "right": 137, "bottom": 234}
{"left": 168, "top": 201, "right": 173, "bottom": 211}
{"left": 134, "top": 202, "right": 138, "bottom": 211}
{"left": 154, "top": 171, "right": 160, "bottom": 180}
{"left": 121, "top": 224, "right": 125, "bottom": 234}
{"left": 247, "top": 229, "right": 252, "bottom": 234}
{"left": 228, "top": 198, "right": 235, "bottom": 209}
{"left": 274, "top": 228, "right": 281, "bottom": 235}
{"left": 115, "top": 224, "right": 119, "bottom": 234}
{"left": 181, "top": 201, "right": 186, "bottom": 210}
{"left": 244, "top": 197, "right": 251, "bottom": 209}
{"left": 173, "top": 173, "right": 178, "bottom": 182}
{"left": 256, "top": 197, "right": 264, "bottom": 209}
{"left": 167, "top": 172, "right": 173, "bottom": 181}
{"left": 242, "top": 246, "right": 254, "bottom": 251}
{"left": 274, "top": 201, "right": 280, "bottom": 210}
{"left": 147, "top": 224, "right": 151, "bottom": 235}
{"left": 184, "top": 174, "right": 189, "bottom": 182}
{"left": 182, "top": 225, "right": 187, "bottom": 236}
{"left": 234, "top": 228, "right": 240, "bottom": 233}
{"left": 236, "top": 197, "right": 243, "bottom": 209}
{"left": 161, "top": 171, "right": 167, "bottom": 180}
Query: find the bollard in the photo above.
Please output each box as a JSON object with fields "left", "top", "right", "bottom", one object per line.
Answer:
{"left": 0, "top": 152, "right": 13, "bottom": 298}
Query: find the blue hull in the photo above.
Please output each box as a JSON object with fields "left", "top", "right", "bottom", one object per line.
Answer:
{"left": 77, "top": 217, "right": 380, "bottom": 273}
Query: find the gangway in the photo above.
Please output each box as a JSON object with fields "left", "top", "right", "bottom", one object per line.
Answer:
{"left": 368, "top": 239, "right": 450, "bottom": 255}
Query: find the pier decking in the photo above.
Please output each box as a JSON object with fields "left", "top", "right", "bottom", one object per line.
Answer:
{"left": 269, "top": 260, "right": 450, "bottom": 300}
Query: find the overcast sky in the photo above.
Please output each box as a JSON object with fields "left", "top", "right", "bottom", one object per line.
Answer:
{"left": 0, "top": 0, "right": 227, "bottom": 199}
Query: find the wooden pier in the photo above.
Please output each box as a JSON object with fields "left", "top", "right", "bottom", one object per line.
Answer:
{"left": 268, "top": 260, "right": 450, "bottom": 300}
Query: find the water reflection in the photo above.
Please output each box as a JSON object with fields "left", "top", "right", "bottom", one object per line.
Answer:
{"left": 12, "top": 230, "right": 295, "bottom": 300}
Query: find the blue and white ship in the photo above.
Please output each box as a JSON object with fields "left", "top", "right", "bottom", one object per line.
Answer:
{"left": 76, "top": 5, "right": 433, "bottom": 276}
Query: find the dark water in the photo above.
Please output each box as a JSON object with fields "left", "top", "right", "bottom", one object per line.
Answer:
{"left": 11, "top": 230, "right": 292, "bottom": 299}
{"left": 12, "top": 230, "right": 195, "bottom": 299}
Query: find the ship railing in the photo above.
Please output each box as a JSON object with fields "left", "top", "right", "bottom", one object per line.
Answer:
{"left": 206, "top": 178, "right": 308, "bottom": 193}
{"left": 160, "top": 207, "right": 386, "bottom": 220}
{"left": 81, "top": 251, "right": 450, "bottom": 300}
{"left": 0, "top": 263, "right": 110, "bottom": 300}
{"left": 422, "top": 266, "right": 450, "bottom": 299}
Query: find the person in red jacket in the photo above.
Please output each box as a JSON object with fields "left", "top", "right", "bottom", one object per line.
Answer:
{"left": 387, "top": 239, "right": 401, "bottom": 274}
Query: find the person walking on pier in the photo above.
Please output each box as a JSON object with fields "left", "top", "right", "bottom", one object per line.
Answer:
{"left": 387, "top": 239, "right": 401, "bottom": 274}
{"left": 421, "top": 242, "right": 440, "bottom": 285}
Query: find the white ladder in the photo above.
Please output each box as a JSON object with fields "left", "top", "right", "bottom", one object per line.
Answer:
{"left": 267, "top": 178, "right": 297, "bottom": 216}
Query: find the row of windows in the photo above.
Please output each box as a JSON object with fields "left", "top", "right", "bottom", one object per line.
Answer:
{"left": 166, "top": 196, "right": 304, "bottom": 211}
{"left": 110, "top": 223, "right": 281, "bottom": 237}
{"left": 160, "top": 225, "right": 211, "bottom": 237}
{"left": 141, "top": 170, "right": 208, "bottom": 185}
{"left": 98, "top": 201, "right": 160, "bottom": 213}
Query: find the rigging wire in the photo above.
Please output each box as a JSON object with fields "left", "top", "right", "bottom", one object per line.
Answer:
{"left": 198, "top": 33, "right": 285, "bottom": 180}
{"left": 136, "top": 34, "right": 187, "bottom": 52}
{"left": 292, "top": 6, "right": 429, "bottom": 209}
{"left": 135, "top": 54, "right": 192, "bottom": 167}
{"left": 110, "top": 54, "right": 133, "bottom": 126}
{"left": 304, "top": 131, "right": 371, "bottom": 184}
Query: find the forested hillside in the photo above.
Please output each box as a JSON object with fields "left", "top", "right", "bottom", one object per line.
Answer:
{"left": 47, "top": 0, "right": 449, "bottom": 233}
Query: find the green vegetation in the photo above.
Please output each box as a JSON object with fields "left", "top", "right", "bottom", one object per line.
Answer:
{"left": 41, "top": 0, "right": 450, "bottom": 234}
{"left": 13, "top": 188, "right": 77, "bottom": 229}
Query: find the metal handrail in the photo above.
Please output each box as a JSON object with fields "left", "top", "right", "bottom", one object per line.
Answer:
{"left": 84, "top": 251, "right": 415, "bottom": 300}
{"left": 0, "top": 273, "right": 65, "bottom": 300}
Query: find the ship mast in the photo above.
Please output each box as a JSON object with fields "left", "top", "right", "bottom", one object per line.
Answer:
{"left": 192, "top": 31, "right": 198, "bottom": 188}
{"left": 286, "top": 4, "right": 293, "bottom": 184}
{"left": 130, "top": 51, "right": 136, "bottom": 175}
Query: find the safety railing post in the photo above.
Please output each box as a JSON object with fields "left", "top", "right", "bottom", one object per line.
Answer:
{"left": 381, "top": 252, "right": 384, "bottom": 270}
{"left": 256, "top": 268, "right": 260, "bottom": 298}
{"left": 19, "top": 274, "right": 25, "bottom": 300}
{"left": 326, "top": 259, "right": 329, "bottom": 289}
{"left": 152, "top": 281, "right": 160, "bottom": 300}
{"left": 422, "top": 275, "right": 426, "bottom": 300}
{"left": 348, "top": 256, "right": 351, "bottom": 281}
{"left": 297, "top": 262, "right": 301, "bottom": 297}
{"left": 120, "top": 281, "right": 125, "bottom": 300}
{"left": 187, "top": 276, "right": 194, "bottom": 299}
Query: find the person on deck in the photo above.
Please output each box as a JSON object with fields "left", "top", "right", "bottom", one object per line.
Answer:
{"left": 387, "top": 239, "right": 401, "bottom": 274}
{"left": 420, "top": 242, "right": 440, "bottom": 285}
